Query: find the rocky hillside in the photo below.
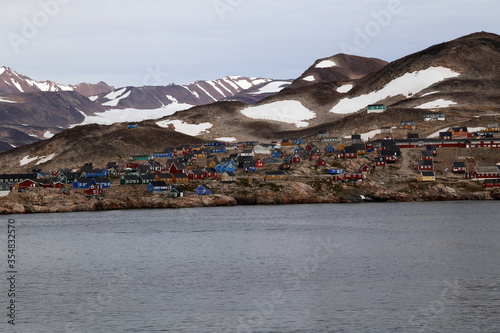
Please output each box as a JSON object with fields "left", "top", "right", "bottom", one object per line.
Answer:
{"left": 154, "top": 31, "right": 500, "bottom": 143}
{"left": 289, "top": 54, "right": 387, "bottom": 89}
{"left": 0, "top": 122, "right": 204, "bottom": 173}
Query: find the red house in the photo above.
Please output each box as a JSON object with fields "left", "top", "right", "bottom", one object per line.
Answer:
{"left": 421, "top": 151, "right": 434, "bottom": 161}
{"left": 51, "top": 180, "right": 66, "bottom": 188}
{"left": 292, "top": 154, "right": 301, "bottom": 164}
{"left": 305, "top": 143, "right": 315, "bottom": 151}
{"left": 309, "top": 152, "right": 321, "bottom": 161}
{"left": 452, "top": 162, "right": 466, "bottom": 174}
{"left": 418, "top": 160, "right": 434, "bottom": 171}
{"left": 316, "top": 158, "right": 327, "bottom": 168}
{"left": 343, "top": 173, "right": 364, "bottom": 182}
{"left": 335, "top": 150, "right": 345, "bottom": 159}
{"left": 188, "top": 169, "right": 205, "bottom": 180}
{"left": 483, "top": 179, "right": 500, "bottom": 188}
{"left": 18, "top": 179, "right": 39, "bottom": 189}
{"left": 255, "top": 159, "right": 264, "bottom": 168}
{"left": 169, "top": 162, "right": 187, "bottom": 174}
{"left": 359, "top": 165, "right": 371, "bottom": 175}
{"left": 202, "top": 168, "right": 219, "bottom": 180}
{"left": 472, "top": 166, "right": 500, "bottom": 179}
{"left": 84, "top": 184, "right": 105, "bottom": 197}
{"left": 374, "top": 157, "right": 386, "bottom": 167}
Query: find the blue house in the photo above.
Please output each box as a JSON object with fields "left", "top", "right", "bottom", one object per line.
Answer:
{"left": 147, "top": 181, "right": 170, "bottom": 192}
{"left": 128, "top": 123, "right": 138, "bottom": 129}
{"left": 224, "top": 163, "right": 235, "bottom": 172}
{"left": 196, "top": 185, "right": 212, "bottom": 195}
{"left": 211, "top": 147, "right": 227, "bottom": 154}
{"left": 325, "top": 144, "right": 335, "bottom": 153}
{"left": 291, "top": 138, "right": 305, "bottom": 145}
{"left": 215, "top": 163, "right": 224, "bottom": 173}
{"left": 73, "top": 177, "right": 94, "bottom": 189}
{"left": 81, "top": 169, "right": 109, "bottom": 178}
{"left": 93, "top": 177, "right": 111, "bottom": 188}
{"left": 271, "top": 149, "right": 283, "bottom": 159}
{"left": 205, "top": 141, "right": 223, "bottom": 147}
{"left": 327, "top": 169, "right": 345, "bottom": 174}
{"left": 153, "top": 152, "right": 170, "bottom": 158}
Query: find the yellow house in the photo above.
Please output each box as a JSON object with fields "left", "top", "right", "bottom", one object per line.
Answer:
{"left": 418, "top": 171, "right": 435, "bottom": 182}
{"left": 486, "top": 123, "right": 499, "bottom": 132}
{"left": 337, "top": 143, "right": 346, "bottom": 151}
{"left": 265, "top": 171, "right": 286, "bottom": 182}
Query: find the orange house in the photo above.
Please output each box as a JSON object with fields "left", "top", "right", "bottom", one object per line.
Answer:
{"left": 448, "top": 127, "right": 468, "bottom": 136}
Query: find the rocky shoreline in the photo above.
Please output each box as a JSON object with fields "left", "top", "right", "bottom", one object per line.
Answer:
{"left": 1, "top": 181, "right": 498, "bottom": 215}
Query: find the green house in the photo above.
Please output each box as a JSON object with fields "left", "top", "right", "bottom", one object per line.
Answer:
{"left": 367, "top": 104, "right": 387, "bottom": 113}
{"left": 131, "top": 155, "right": 151, "bottom": 161}
{"left": 120, "top": 175, "right": 142, "bottom": 185}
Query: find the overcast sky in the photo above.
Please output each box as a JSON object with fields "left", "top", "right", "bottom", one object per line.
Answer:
{"left": 1, "top": 0, "right": 498, "bottom": 88}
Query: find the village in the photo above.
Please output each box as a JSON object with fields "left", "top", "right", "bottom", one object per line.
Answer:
{"left": 0, "top": 109, "right": 500, "bottom": 206}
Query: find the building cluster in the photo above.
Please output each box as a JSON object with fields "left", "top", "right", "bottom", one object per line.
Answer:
{"left": 1, "top": 122, "right": 500, "bottom": 197}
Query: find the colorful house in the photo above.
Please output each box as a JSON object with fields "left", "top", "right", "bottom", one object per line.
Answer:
{"left": 220, "top": 171, "right": 237, "bottom": 183}
{"left": 265, "top": 171, "right": 286, "bottom": 182}
{"left": 73, "top": 177, "right": 94, "bottom": 189}
{"left": 367, "top": 104, "right": 386, "bottom": 113}
{"left": 196, "top": 185, "right": 212, "bottom": 195}
{"left": 120, "top": 175, "right": 141, "bottom": 185}
{"left": 452, "top": 162, "right": 466, "bottom": 174}
{"left": 418, "top": 171, "right": 435, "bottom": 182}
{"left": 147, "top": 181, "right": 170, "bottom": 192}
{"left": 418, "top": 159, "right": 434, "bottom": 171}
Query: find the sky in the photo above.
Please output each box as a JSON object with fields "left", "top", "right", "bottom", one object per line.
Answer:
{"left": 0, "top": 0, "right": 498, "bottom": 88}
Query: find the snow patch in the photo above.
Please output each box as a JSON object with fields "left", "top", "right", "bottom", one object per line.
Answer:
{"left": 20, "top": 155, "right": 39, "bottom": 166}
{"left": 421, "top": 91, "right": 440, "bottom": 97}
{"left": 73, "top": 104, "right": 193, "bottom": 126}
{"left": 215, "top": 137, "right": 237, "bottom": 142}
{"left": 316, "top": 60, "right": 337, "bottom": 68}
{"left": 427, "top": 127, "right": 484, "bottom": 138}
{"left": 88, "top": 95, "right": 98, "bottom": 101}
{"left": 43, "top": 131, "right": 54, "bottom": 138}
{"left": 11, "top": 79, "right": 24, "bottom": 92}
{"left": 251, "top": 81, "right": 291, "bottom": 94}
{"left": 415, "top": 99, "right": 457, "bottom": 109}
{"left": 28, "top": 134, "right": 38, "bottom": 138}
{"left": 337, "top": 84, "right": 353, "bottom": 93}
{"left": 303, "top": 76, "right": 315, "bottom": 82}
{"left": 102, "top": 90, "right": 131, "bottom": 107}
{"left": 104, "top": 88, "right": 127, "bottom": 100}
{"left": 0, "top": 97, "right": 17, "bottom": 103}
{"left": 156, "top": 120, "right": 213, "bottom": 136}
{"left": 182, "top": 86, "right": 200, "bottom": 98}
{"left": 330, "top": 67, "right": 460, "bottom": 114}
{"left": 0, "top": 67, "right": 5, "bottom": 75}
{"left": 36, "top": 153, "right": 56, "bottom": 165}
{"left": 241, "top": 100, "right": 316, "bottom": 128}
{"left": 345, "top": 129, "right": 381, "bottom": 141}
{"left": 206, "top": 80, "right": 226, "bottom": 97}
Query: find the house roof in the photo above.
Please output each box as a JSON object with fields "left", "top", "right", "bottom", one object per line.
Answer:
{"left": 74, "top": 178, "right": 94, "bottom": 184}
{"left": 474, "top": 166, "right": 499, "bottom": 173}
{"left": 94, "top": 177, "right": 111, "bottom": 183}
{"left": 420, "top": 171, "right": 435, "bottom": 177}
{"left": 266, "top": 171, "right": 285, "bottom": 176}
{"left": 150, "top": 181, "right": 168, "bottom": 187}
{"left": 172, "top": 173, "right": 188, "bottom": 178}
{"left": 157, "top": 173, "right": 173, "bottom": 179}
{"left": 140, "top": 174, "right": 156, "bottom": 180}
{"left": 224, "top": 171, "right": 236, "bottom": 177}
{"left": 453, "top": 162, "right": 466, "bottom": 167}
{"left": 418, "top": 159, "right": 434, "bottom": 166}
{"left": 122, "top": 175, "right": 141, "bottom": 181}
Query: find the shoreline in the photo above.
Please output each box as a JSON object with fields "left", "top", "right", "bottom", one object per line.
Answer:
{"left": 1, "top": 184, "right": 497, "bottom": 215}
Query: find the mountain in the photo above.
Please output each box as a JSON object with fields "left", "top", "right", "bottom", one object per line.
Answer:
{"left": 289, "top": 54, "right": 388, "bottom": 89}
{"left": 0, "top": 66, "right": 114, "bottom": 97}
{"left": 90, "top": 76, "right": 290, "bottom": 110}
{"left": 0, "top": 122, "right": 205, "bottom": 173}
{"left": 152, "top": 32, "right": 500, "bottom": 142}
{"left": 0, "top": 69, "right": 290, "bottom": 151}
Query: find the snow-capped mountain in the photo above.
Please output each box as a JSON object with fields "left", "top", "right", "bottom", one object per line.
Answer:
{"left": 0, "top": 66, "right": 114, "bottom": 97}
{"left": 90, "top": 76, "right": 290, "bottom": 110}
{"left": 289, "top": 54, "right": 387, "bottom": 89}
{"left": 153, "top": 32, "right": 500, "bottom": 142}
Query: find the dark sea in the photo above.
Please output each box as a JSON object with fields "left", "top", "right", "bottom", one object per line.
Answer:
{"left": 2, "top": 201, "right": 500, "bottom": 332}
